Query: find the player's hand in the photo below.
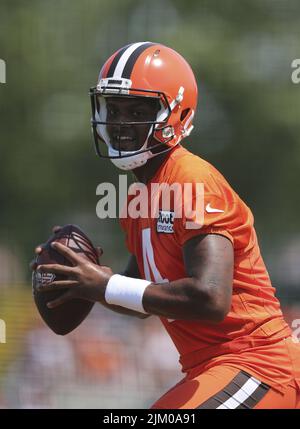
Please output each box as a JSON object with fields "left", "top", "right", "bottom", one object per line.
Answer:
{"left": 33, "top": 240, "right": 113, "bottom": 308}
{"left": 29, "top": 225, "right": 63, "bottom": 271}
{"left": 29, "top": 225, "right": 104, "bottom": 271}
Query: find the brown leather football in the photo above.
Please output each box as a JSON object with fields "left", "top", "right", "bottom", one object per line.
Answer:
{"left": 32, "top": 224, "right": 99, "bottom": 335}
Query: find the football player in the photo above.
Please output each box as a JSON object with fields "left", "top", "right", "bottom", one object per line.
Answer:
{"left": 34, "top": 42, "right": 300, "bottom": 409}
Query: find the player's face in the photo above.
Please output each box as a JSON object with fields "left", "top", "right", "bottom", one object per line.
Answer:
{"left": 104, "top": 96, "right": 160, "bottom": 151}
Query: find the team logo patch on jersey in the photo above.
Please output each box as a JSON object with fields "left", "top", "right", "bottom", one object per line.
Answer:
{"left": 157, "top": 210, "right": 174, "bottom": 234}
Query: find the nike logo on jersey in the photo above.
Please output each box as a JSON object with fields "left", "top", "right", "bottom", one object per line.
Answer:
{"left": 157, "top": 210, "right": 174, "bottom": 233}
{"left": 205, "top": 203, "right": 224, "bottom": 213}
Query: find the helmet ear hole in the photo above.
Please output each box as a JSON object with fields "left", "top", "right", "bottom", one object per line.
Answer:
{"left": 180, "top": 108, "right": 190, "bottom": 121}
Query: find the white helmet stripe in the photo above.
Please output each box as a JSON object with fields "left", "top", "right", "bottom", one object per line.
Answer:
{"left": 113, "top": 42, "right": 148, "bottom": 78}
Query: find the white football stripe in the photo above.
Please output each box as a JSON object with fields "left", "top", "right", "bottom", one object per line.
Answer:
{"left": 113, "top": 42, "right": 146, "bottom": 78}
{"left": 142, "top": 228, "right": 164, "bottom": 282}
{"left": 217, "top": 377, "right": 261, "bottom": 409}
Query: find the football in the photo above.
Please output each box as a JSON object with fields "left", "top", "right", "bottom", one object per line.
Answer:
{"left": 32, "top": 224, "right": 99, "bottom": 335}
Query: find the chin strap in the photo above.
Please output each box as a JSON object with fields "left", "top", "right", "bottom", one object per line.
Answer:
{"left": 108, "top": 144, "right": 151, "bottom": 170}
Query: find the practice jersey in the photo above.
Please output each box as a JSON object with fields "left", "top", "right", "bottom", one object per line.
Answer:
{"left": 120, "top": 145, "right": 293, "bottom": 391}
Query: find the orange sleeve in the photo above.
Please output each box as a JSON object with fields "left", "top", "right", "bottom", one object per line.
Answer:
{"left": 173, "top": 183, "right": 240, "bottom": 247}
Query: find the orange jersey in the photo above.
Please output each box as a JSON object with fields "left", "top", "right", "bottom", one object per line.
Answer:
{"left": 120, "top": 145, "right": 295, "bottom": 391}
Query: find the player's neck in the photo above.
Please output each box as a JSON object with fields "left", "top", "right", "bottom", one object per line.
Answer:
{"left": 132, "top": 151, "right": 170, "bottom": 184}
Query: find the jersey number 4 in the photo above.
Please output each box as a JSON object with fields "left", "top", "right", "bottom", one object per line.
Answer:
{"left": 142, "top": 228, "right": 166, "bottom": 282}
{"left": 142, "top": 228, "right": 175, "bottom": 322}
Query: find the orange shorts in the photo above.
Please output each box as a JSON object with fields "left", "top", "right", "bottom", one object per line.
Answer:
{"left": 151, "top": 365, "right": 300, "bottom": 409}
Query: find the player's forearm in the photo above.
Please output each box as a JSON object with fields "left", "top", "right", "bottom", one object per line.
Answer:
{"left": 100, "top": 300, "right": 149, "bottom": 319}
{"left": 143, "top": 278, "right": 227, "bottom": 322}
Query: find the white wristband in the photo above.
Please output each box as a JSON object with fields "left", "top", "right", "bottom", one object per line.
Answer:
{"left": 104, "top": 274, "right": 151, "bottom": 314}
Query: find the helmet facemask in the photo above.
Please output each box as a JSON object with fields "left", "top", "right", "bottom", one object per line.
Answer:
{"left": 90, "top": 81, "right": 181, "bottom": 170}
